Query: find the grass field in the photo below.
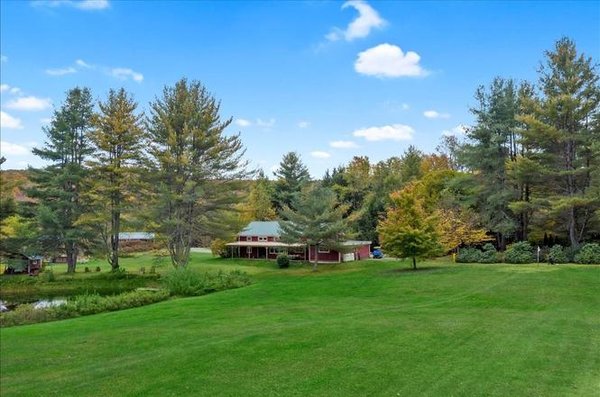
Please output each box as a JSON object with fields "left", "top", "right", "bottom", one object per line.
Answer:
{"left": 1, "top": 254, "right": 598, "bottom": 396}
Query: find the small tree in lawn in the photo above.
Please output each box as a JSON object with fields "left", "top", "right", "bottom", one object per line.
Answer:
{"left": 378, "top": 184, "right": 441, "bottom": 270}
{"left": 279, "top": 185, "right": 348, "bottom": 271}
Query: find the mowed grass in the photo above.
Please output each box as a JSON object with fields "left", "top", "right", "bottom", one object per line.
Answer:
{"left": 1, "top": 255, "right": 599, "bottom": 396}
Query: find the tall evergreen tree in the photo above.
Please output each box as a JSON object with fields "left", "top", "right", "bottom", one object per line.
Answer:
{"left": 459, "top": 78, "right": 522, "bottom": 249}
{"left": 279, "top": 185, "right": 348, "bottom": 271}
{"left": 272, "top": 151, "right": 311, "bottom": 213}
{"left": 146, "top": 78, "right": 250, "bottom": 268}
{"left": 29, "top": 87, "right": 94, "bottom": 273}
{"left": 86, "top": 88, "right": 144, "bottom": 271}
{"left": 518, "top": 38, "right": 600, "bottom": 247}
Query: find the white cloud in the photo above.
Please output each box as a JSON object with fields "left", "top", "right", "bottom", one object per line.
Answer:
{"left": 442, "top": 124, "right": 468, "bottom": 137}
{"left": 1, "top": 84, "right": 23, "bottom": 95}
{"left": 110, "top": 68, "right": 144, "bottom": 82}
{"left": 0, "top": 55, "right": 7, "bottom": 63}
{"left": 330, "top": 140, "right": 359, "bottom": 149}
{"left": 310, "top": 151, "right": 332, "bottom": 159}
{"left": 235, "top": 119, "right": 252, "bottom": 127}
{"left": 40, "top": 118, "right": 52, "bottom": 125}
{"left": 45, "top": 66, "right": 77, "bottom": 76}
{"left": 256, "top": 118, "right": 275, "bottom": 128}
{"left": 6, "top": 96, "right": 52, "bottom": 111}
{"left": 32, "top": 0, "right": 110, "bottom": 11}
{"left": 0, "top": 84, "right": 9, "bottom": 93}
{"left": 327, "top": 1, "right": 386, "bottom": 42}
{"left": 1, "top": 111, "right": 24, "bottom": 129}
{"left": 401, "top": 103, "right": 410, "bottom": 110}
{"left": 352, "top": 124, "right": 414, "bottom": 141}
{"left": 355, "top": 43, "right": 428, "bottom": 78}
{"left": 0, "top": 141, "right": 30, "bottom": 156}
{"left": 75, "top": 59, "right": 92, "bottom": 68}
{"left": 424, "top": 110, "right": 450, "bottom": 119}
{"left": 298, "top": 121, "right": 310, "bottom": 128}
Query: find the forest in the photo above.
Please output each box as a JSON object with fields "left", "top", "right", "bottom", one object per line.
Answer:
{"left": 1, "top": 37, "right": 599, "bottom": 270}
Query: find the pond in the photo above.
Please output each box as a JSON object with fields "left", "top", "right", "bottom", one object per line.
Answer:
{"left": 0, "top": 296, "right": 68, "bottom": 312}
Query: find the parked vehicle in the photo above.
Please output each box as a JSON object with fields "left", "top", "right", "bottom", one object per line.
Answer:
{"left": 372, "top": 248, "right": 384, "bottom": 259}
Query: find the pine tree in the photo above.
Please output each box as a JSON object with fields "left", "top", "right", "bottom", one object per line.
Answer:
{"left": 518, "top": 38, "right": 600, "bottom": 247}
{"left": 279, "top": 185, "right": 348, "bottom": 271}
{"left": 146, "top": 78, "right": 251, "bottom": 268}
{"left": 85, "top": 88, "right": 144, "bottom": 271}
{"left": 29, "top": 87, "right": 94, "bottom": 273}
{"left": 459, "top": 78, "right": 522, "bottom": 248}
{"left": 272, "top": 152, "right": 311, "bottom": 213}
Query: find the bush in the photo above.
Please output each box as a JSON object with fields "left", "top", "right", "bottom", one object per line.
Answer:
{"left": 547, "top": 244, "right": 568, "bottom": 264}
{"left": 210, "top": 238, "right": 229, "bottom": 258}
{"left": 163, "top": 268, "right": 251, "bottom": 297}
{"left": 0, "top": 289, "right": 170, "bottom": 327}
{"left": 504, "top": 241, "right": 534, "bottom": 264}
{"left": 276, "top": 254, "right": 290, "bottom": 268}
{"left": 95, "top": 266, "right": 101, "bottom": 272}
{"left": 84, "top": 267, "right": 90, "bottom": 273}
{"left": 456, "top": 247, "right": 482, "bottom": 263}
{"left": 44, "top": 270, "right": 56, "bottom": 282}
{"left": 574, "top": 243, "right": 600, "bottom": 264}
{"left": 480, "top": 243, "right": 497, "bottom": 263}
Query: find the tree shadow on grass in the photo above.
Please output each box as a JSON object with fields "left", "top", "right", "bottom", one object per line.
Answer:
{"left": 380, "top": 266, "right": 445, "bottom": 276}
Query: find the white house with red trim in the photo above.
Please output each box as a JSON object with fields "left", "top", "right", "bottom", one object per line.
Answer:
{"left": 226, "top": 221, "right": 371, "bottom": 263}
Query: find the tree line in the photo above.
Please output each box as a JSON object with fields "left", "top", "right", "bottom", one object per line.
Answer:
{"left": 1, "top": 38, "right": 598, "bottom": 271}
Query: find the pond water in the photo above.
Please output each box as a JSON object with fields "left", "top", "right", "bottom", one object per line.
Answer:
{"left": 0, "top": 296, "right": 68, "bottom": 312}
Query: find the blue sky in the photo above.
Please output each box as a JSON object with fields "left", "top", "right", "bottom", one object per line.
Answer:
{"left": 1, "top": 0, "right": 599, "bottom": 178}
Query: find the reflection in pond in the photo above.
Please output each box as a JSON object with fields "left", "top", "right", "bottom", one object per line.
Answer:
{"left": 1, "top": 297, "right": 66, "bottom": 312}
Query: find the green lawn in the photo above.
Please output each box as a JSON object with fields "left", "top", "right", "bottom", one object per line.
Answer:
{"left": 1, "top": 254, "right": 599, "bottom": 396}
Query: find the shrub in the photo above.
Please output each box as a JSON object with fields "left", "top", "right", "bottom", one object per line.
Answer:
{"left": 0, "top": 289, "right": 170, "bottom": 327}
{"left": 547, "top": 244, "right": 568, "bottom": 264}
{"left": 456, "top": 247, "right": 482, "bottom": 263}
{"left": 210, "top": 238, "right": 229, "bottom": 258}
{"left": 276, "top": 253, "right": 290, "bottom": 268}
{"left": 574, "top": 243, "right": 600, "bottom": 264}
{"left": 163, "top": 268, "right": 251, "bottom": 297}
{"left": 84, "top": 267, "right": 90, "bottom": 273}
{"left": 504, "top": 241, "right": 534, "bottom": 264}
{"left": 480, "top": 243, "right": 497, "bottom": 263}
{"left": 95, "top": 266, "right": 101, "bottom": 272}
{"left": 44, "top": 270, "right": 56, "bottom": 282}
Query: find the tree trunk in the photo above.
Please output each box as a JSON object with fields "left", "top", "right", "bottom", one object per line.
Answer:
{"left": 110, "top": 209, "right": 120, "bottom": 271}
{"left": 66, "top": 243, "right": 78, "bottom": 273}
{"left": 312, "top": 245, "right": 319, "bottom": 271}
{"left": 412, "top": 256, "right": 417, "bottom": 270}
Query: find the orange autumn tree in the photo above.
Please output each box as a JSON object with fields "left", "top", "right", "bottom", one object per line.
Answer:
{"left": 378, "top": 184, "right": 441, "bottom": 270}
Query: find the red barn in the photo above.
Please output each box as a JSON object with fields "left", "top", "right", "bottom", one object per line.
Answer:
{"left": 226, "top": 221, "right": 371, "bottom": 263}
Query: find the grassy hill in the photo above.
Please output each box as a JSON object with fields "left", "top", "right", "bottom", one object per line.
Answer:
{"left": 1, "top": 254, "right": 598, "bottom": 396}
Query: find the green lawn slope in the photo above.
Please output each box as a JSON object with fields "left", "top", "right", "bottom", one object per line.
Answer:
{"left": 1, "top": 255, "right": 598, "bottom": 396}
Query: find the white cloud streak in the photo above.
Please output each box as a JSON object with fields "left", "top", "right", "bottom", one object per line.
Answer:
{"left": 235, "top": 119, "right": 252, "bottom": 127}
{"left": 352, "top": 124, "right": 414, "bottom": 141}
{"left": 6, "top": 96, "right": 52, "bottom": 111}
{"left": 298, "top": 121, "right": 310, "bottom": 128}
{"left": 310, "top": 151, "right": 332, "bottom": 159}
{"left": 32, "top": 0, "right": 110, "bottom": 11}
{"left": 1, "top": 111, "right": 24, "bottom": 129}
{"left": 442, "top": 124, "right": 468, "bottom": 136}
{"left": 0, "top": 141, "right": 30, "bottom": 156}
{"left": 45, "top": 66, "right": 77, "bottom": 76}
{"left": 424, "top": 110, "right": 450, "bottom": 119}
{"left": 256, "top": 118, "right": 276, "bottom": 128}
{"left": 355, "top": 43, "right": 428, "bottom": 78}
{"left": 110, "top": 68, "right": 144, "bottom": 82}
{"left": 0, "top": 55, "right": 7, "bottom": 63}
{"left": 327, "top": 1, "right": 386, "bottom": 42}
{"left": 330, "top": 140, "right": 359, "bottom": 149}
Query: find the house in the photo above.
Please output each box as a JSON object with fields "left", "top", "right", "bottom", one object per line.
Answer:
{"left": 2, "top": 252, "right": 43, "bottom": 275}
{"left": 226, "top": 221, "right": 371, "bottom": 263}
{"left": 119, "top": 232, "right": 156, "bottom": 252}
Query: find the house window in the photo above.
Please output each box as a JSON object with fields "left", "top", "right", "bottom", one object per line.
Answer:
{"left": 318, "top": 246, "right": 330, "bottom": 253}
{"left": 269, "top": 247, "right": 286, "bottom": 255}
{"left": 258, "top": 236, "right": 268, "bottom": 242}
{"left": 246, "top": 236, "right": 252, "bottom": 242}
